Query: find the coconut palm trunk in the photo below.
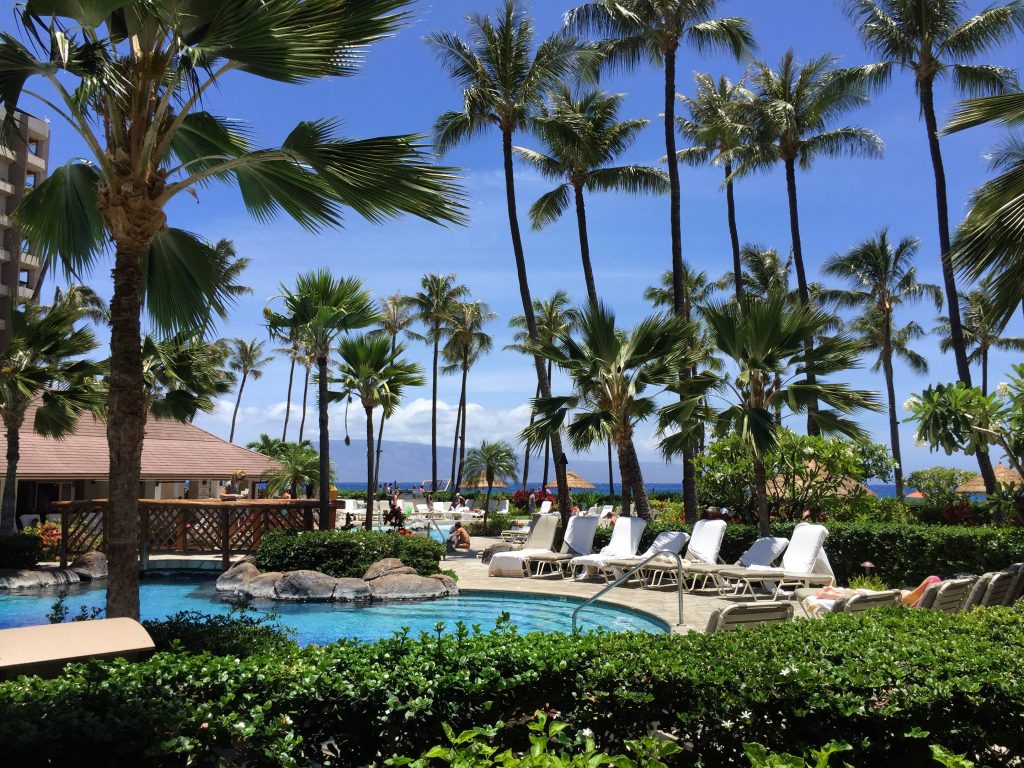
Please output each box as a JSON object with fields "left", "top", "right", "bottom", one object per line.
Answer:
{"left": 299, "top": 365, "right": 309, "bottom": 442}
{"left": 880, "top": 321, "right": 904, "bottom": 500}
{"left": 373, "top": 336, "right": 397, "bottom": 491}
{"left": 573, "top": 184, "right": 598, "bottom": 305}
{"left": 229, "top": 371, "right": 248, "bottom": 443}
{"left": 281, "top": 358, "right": 295, "bottom": 441}
{"left": 106, "top": 242, "right": 150, "bottom": 620}
{"left": 607, "top": 439, "right": 614, "bottom": 498}
{"left": 542, "top": 359, "right": 553, "bottom": 488}
{"left": 316, "top": 355, "right": 331, "bottom": 529}
{"left": 431, "top": 334, "right": 440, "bottom": 491}
{"left": 725, "top": 161, "right": 743, "bottom": 302}
{"left": 456, "top": 367, "right": 469, "bottom": 490}
{"left": 752, "top": 451, "right": 770, "bottom": 537}
{"left": 616, "top": 435, "right": 650, "bottom": 519}
{"left": 483, "top": 476, "right": 495, "bottom": 527}
{"left": 450, "top": 388, "right": 462, "bottom": 491}
{"left": 783, "top": 157, "right": 821, "bottom": 436}
{"left": 500, "top": 128, "right": 571, "bottom": 522}
{"left": 522, "top": 380, "right": 539, "bottom": 490}
{"left": 364, "top": 405, "right": 375, "bottom": 531}
{"left": 1, "top": 417, "right": 21, "bottom": 533}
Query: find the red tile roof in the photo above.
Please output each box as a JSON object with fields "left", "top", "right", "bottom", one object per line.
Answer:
{"left": 0, "top": 403, "right": 281, "bottom": 480}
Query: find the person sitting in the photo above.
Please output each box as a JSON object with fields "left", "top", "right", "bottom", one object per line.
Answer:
{"left": 219, "top": 470, "right": 247, "bottom": 501}
{"left": 447, "top": 521, "right": 471, "bottom": 550}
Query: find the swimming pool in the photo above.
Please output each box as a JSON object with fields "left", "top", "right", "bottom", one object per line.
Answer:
{"left": 0, "top": 578, "right": 667, "bottom": 644}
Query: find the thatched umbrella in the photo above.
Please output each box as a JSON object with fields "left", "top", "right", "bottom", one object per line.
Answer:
{"left": 466, "top": 473, "right": 507, "bottom": 490}
{"left": 564, "top": 470, "right": 595, "bottom": 490}
{"left": 956, "top": 464, "right": 1022, "bottom": 494}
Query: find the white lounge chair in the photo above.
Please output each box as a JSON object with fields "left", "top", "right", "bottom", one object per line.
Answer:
{"left": 718, "top": 523, "right": 834, "bottom": 598}
{"left": 525, "top": 516, "right": 601, "bottom": 577}
{"left": 488, "top": 516, "right": 561, "bottom": 577}
{"left": 684, "top": 535, "right": 789, "bottom": 593}
{"left": 917, "top": 577, "right": 974, "bottom": 614}
{"left": 568, "top": 516, "right": 646, "bottom": 580}
{"left": 538, "top": 500, "right": 553, "bottom": 515}
{"left": 638, "top": 519, "right": 730, "bottom": 588}
{"left": 705, "top": 602, "right": 794, "bottom": 633}
{"left": 603, "top": 530, "right": 690, "bottom": 584}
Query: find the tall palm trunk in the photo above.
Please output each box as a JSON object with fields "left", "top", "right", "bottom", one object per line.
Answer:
{"left": 522, "top": 380, "right": 540, "bottom": 490}
{"left": 573, "top": 184, "right": 598, "bottom": 305}
{"left": 363, "top": 406, "right": 375, "bottom": 531}
{"left": 616, "top": 435, "right": 651, "bottom": 519}
{"left": 725, "top": 161, "right": 743, "bottom": 302}
{"left": 373, "top": 336, "right": 397, "bottom": 491}
{"left": 919, "top": 80, "right": 996, "bottom": 493}
{"left": 607, "top": 439, "right": 614, "bottom": 498}
{"left": 663, "top": 47, "right": 699, "bottom": 522}
{"left": 316, "top": 356, "right": 330, "bottom": 530}
{"left": 298, "top": 365, "right": 309, "bottom": 442}
{"left": 430, "top": 334, "right": 439, "bottom": 492}
{"left": 752, "top": 451, "right": 770, "bottom": 537}
{"left": 981, "top": 346, "right": 989, "bottom": 396}
{"left": 483, "top": 479, "right": 494, "bottom": 527}
{"left": 281, "top": 357, "right": 295, "bottom": 441}
{"left": 456, "top": 364, "right": 468, "bottom": 491}
{"left": 106, "top": 242, "right": 148, "bottom": 620}
{"left": 543, "top": 359, "right": 552, "bottom": 489}
{"left": 500, "top": 127, "right": 571, "bottom": 527}
{"left": 881, "top": 319, "right": 904, "bottom": 500}
{"left": 229, "top": 371, "right": 248, "bottom": 443}
{"left": 450, "top": 386, "right": 462, "bottom": 491}
{"left": 1, "top": 416, "right": 21, "bottom": 534}
{"left": 783, "top": 157, "right": 820, "bottom": 436}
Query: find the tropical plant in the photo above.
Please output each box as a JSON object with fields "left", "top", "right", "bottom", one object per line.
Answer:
{"left": 717, "top": 244, "right": 791, "bottom": 300}
{"left": 676, "top": 72, "right": 756, "bottom": 302}
{"left": 660, "top": 291, "right": 881, "bottom": 535}
{"left": 822, "top": 229, "right": 943, "bottom": 499}
{"left": 265, "top": 441, "right": 322, "bottom": 499}
{"left": 331, "top": 334, "right": 424, "bottom": 528}
{"left": 408, "top": 274, "right": 468, "bottom": 492}
{"left": 141, "top": 333, "right": 235, "bottom": 423}
{"left": 266, "top": 271, "right": 379, "bottom": 528}
{"left": 946, "top": 92, "right": 1024, "bottom": 318}
{"left": 0, "top": 302, "right": 104, "bottom": 534}
{"left": 843, "top": 0, "right": 1024, "bottom": 388}
{"left": 524, "top": 302, "right": 690, "bottom": 519}
{"left": 442, "top": 301, "right": 495, "bottom": 494}
{"left": 246, "top": 433, "right": 288, "bottom": 459}
{"left": 227, "top": 338, "right": 272, "bottom": 443}
{"left": 3, "top": 0, "right": 464, "bottom": 619}
{"left": 268, "top": 323, "right": 302, "bottom": 443}
{"left": 370, "top": 294, "right": 417, "bottom": 491}
{"left": 741, "top": 50, "right": 883, "bottom": 435}
{"left": 431, "top": 0, "right": 585, "bottom": 518}
{"left": 49, "top": 284, "right": 109, "bottom": 325}
{"left": 935, "top": 289, "right": 1024, "bottom": 396}
{"left": 461, "top": 440, "right": 519, "bottom": 526}
{"left": 515, "top": 86, "right": 667, "bottom": 304}
{"left": 507, "top": 292, "right": 581, "bottom": 490}
{"left": 565, "top": 0, "right": 755, "bottom": 519}
{"left": 906, "top": 467, "right": 976, "bottom": 510}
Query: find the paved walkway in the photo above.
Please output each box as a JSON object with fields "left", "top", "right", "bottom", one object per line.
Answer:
{"left": 446, "top": 537, "right": 734, "bottom": 634}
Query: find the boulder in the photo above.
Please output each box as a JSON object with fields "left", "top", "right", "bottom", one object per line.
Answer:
{"left": 332, "top": 578, "right": 372, "bottom": 602}
{"left": 363, "top": 558, "right": 416, "bottom": 582}
{"left": 216, "top": 561, "right": 260, "bottom": 592}
{"left": 480, "top": 543, "right": 513, "bottom": 565}
{"left": 369, "top": 573, "right": 452, "bottom": 601}
{"left": 236, "top": 572, "right": 284, "bottom": 600}
{"left": 430, "top": 573, "right": 460, "bottom": 596}
{"left": 0, "top": 567, "right": 81, "bottom": 590}
{"left": 274, "top": 570, "right": 341, "bottom": 601}
{"left": 69, "top": 552, "right": 107, "bottom": 580}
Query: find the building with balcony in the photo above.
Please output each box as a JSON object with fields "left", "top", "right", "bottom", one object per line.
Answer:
{"left": 0, "top": 107, "right": 50, "bottom": 347}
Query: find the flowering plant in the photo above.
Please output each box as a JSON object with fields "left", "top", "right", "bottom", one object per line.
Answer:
{"left": 24, "top": 521, "right": 61, "bottom": 560}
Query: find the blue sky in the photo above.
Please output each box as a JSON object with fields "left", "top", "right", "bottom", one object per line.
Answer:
{"left": 6, "top": 0, "right": 1023, "bottom": 475}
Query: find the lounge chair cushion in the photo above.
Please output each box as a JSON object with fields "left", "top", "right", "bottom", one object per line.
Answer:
{"left": 488, "top": 516, "right": 561, "bottom": 577}
{"left": 527, "top": 517, "right": 599, "bottom": 563}
{"left": 570, "top": 517, "right": 646, "bottom": 569}
{"left": 684, "top": 519, "right": 727, "bottom": 564}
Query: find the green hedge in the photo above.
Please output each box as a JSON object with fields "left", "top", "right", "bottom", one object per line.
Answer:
{"left": 255, "top": 528, "right": 446, "bottom": 579}
{"left": 1, "top": 609, "right": 1023, "bottom": 766}
{"left": 0, "top": 533, "right": 40, "bottom": 569}
{"left": 142, "top": 610, "right": 298, "bottom": 657}
{"left": 593, "top": 521, "right": 1024, "bottom": 586}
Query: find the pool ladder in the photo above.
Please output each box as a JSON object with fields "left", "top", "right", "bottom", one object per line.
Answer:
{"left": 571, "top": 551, "right": 685, "bottom": 633}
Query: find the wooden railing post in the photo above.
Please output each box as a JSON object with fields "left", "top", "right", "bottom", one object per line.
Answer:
{"left": 140, "top": 504, "right": 150, "bottom": 572}
{"left": 59, "top": 505, "right": 69, "bottom": 568}
{"left": 220, "top": 506, "right": 230, "bottom": 570}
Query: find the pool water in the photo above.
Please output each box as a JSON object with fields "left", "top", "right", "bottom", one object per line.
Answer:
{"left": 0, "top": 578, "right": 667, "bottom": 645}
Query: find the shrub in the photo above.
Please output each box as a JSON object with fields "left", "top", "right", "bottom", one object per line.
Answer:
{"left": 21, "top": 522, "right": 61, "bottom": 560}
{"left": 0, "top": 533, "right": 41, "bottom": 569}
{"left": 143, "top": 609, "right": 297, "bottom": 657}
{"left": 907, "top": 467, "right": 976, "bottom": 510}
{"left": 468, "top": 513, "right": 513, "bottom": 537}
{"left": 1, "top": 609, "right": 1023, "bottom": 766}
{"left": 255, "top": 528, "right": 445, "bottom": 579}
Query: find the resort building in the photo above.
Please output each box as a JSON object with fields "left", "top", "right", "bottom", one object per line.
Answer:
{"left": 0, "top": 106, "right": 49, "bottom": 348}
{"left": 0, "top": 402, "right": 281, "bottom": 525}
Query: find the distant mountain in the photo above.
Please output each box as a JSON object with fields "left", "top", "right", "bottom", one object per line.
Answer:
{"left": 329, "top": 439, "right": 682, "bottom": 485}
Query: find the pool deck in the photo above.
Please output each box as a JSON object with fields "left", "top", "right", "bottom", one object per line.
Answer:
{"left": 446, "top": 537, "right": 733, "bottom": 634}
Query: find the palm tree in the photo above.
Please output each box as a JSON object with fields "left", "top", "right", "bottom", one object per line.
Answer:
{"left": 936, "top": 290, "right": 1024, "bottom": 396}
{"left": 332, "top": 335, "right": 424, "bottom": 529}
{"left": 843, "top": 0, "right": 1024, "bottom": 389}
{"left": 515, "top": 86, "right": 668, "bottom": 304}
{"left": 50, "top": 285, "right": 109, "bottom": 325}
{"left": 142, "top": 334, "right": 235, "bottom": 423}
{"left": 660, "top": 291, "right": 880, "bottom": 535}
{"left": 408, "top": 274, "right": 468, "bottom": 492}
{"left": 946, "top": 92, "right": 1024, "bottom": 319}
{"left": 430, "top": 0, "right": 582, "bottom": 521}
{"left": 266, "top": 271, "right": 379, "bottom": 529}
{"left": 822, "top": 230, "right": 943, "bottom": 499}
{"left": 247, "top": 433, "right": 288, "bottom": 459}
{"left": 227, "top": 339, "right": 272, "bottom": 443}
{"left": 0, "top": 301, "right": 104, "bottom": 534}
{"left": 507, "top": 292, "right": 581, "bottom": 489}
{"left": 370, "top": 294, "right": 417, "bottom": 491}
{"left": 4, "top": 1, "right": 464, "bottom": 620}
{"left": 676, "top": 73, "right": 756, "bottom": 302}
{"left": 744, "top": 50, "right": 884, "bottom": 434}
{"left": 267, "top": 315, "right": 304, "bottom": 443}
{"left": 565, "top": 0, "right": 755, "bottom": 520}
{"left": 718, "top": 244, "right": 792, "bottom": 300}
{"left": 461, "top": 441, "right": 519, "bottom": 526}
{"left": 525, "top": 302, "right": 690, "bottom": 519}
{"left": 265, "top": 442, "right": 323, "bottom": 499}
{"left": 442, "top": 301, "right": 495, "bottom": 493}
